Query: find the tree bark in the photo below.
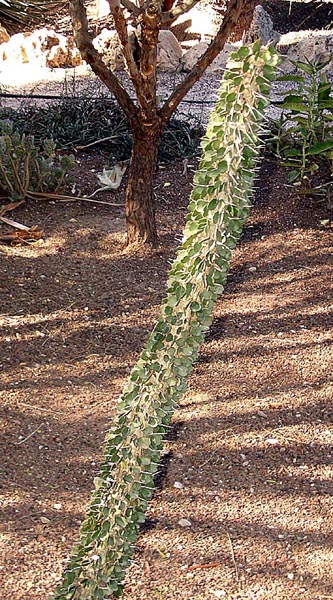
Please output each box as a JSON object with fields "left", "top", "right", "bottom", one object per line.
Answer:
{"left": 126, "top": 121, "right": 162, "bottom": 246}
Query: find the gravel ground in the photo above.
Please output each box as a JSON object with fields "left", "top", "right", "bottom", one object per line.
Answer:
{"left": 0, "top": 150, "right": 332, "bottom": 599}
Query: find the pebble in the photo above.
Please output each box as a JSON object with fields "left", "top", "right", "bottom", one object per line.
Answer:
{"left": 257, "top": 411, "right": 267, "bottom": 417}
{"left": 248, "top": 266, "right": 257, "bottom": 272}
{"left": 266, "top": 438, "right": 279, "bottom": 445}
{"left": 53, "top": 503, "right": 62, "bottom": 510}
{"left": 174, "top": 481, "right": 184, "bottom": 489}
{"left": 178, "top": 518, "right": 192, "bottom": 528}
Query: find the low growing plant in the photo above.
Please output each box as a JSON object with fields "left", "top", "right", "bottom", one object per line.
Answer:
{"left": 271, "top": 57, "right": 333, "bottom": 187}
{"left": 0, "top": 119, "right": 75, "bottom": 201}
{"left": 53, "top": 42, "right": 278, "bottom": 600}
{"left": 0, "top": 99, "right": 204, "bottom": 163}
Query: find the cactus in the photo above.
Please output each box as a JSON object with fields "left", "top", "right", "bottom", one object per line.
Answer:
{"left": 53, "top": 42, "right": 279, "bottom": 600}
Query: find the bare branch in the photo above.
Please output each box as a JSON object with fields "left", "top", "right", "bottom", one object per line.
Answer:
{"left": 108, "top": 3, "right": 142, "bottom": 86}
{"left": 160, "top": 0, "right": 246, "bottom": 124}
{"left": 69, "top": 0, "right": 138, "bottom": 122}
{"left": 109, "top": 2, "right": 161, "bottom": 115}
{"left": 161, "top": 0, "right": 201, "bottom": 25}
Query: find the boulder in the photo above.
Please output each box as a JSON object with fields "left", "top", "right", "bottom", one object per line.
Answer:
{"left": 278, "top": 30, "right": 333, "bottom": 73}
{"left": 0, "top": 28, "right": 82, "bottom": 68}
{"left": 245, "top": 5, "right": 280, "bottom": 45}
{"left": 93, "top": 28, "right": 182, "bottom": 72}
{"left": 181, "top": 41, "right": 208, "bottom": 71}
{"left": 181, "top": 41, "right": 237, "bottom": 73}
{"left": 93, "top": 28, "right": 127, "bottom": 70}
{"left": 170, "top": 5, "right": 220, "bottom": 48}
{"left": 157, "top": 30, "right": 182, "bottom": 71}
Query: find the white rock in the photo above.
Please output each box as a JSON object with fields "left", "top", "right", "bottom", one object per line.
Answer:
{"left": 181, "top": 41, "right": 208, "bottom": 72}
{"left": 178, "top": 518, "right": 192, "bottom": 527}
{"left": 173, "top": 481, "right": 184, "bottom": 489}
{"left": 171, "top": 5, "right": 220, "bottom": 47}
{"left": 53, "top": 502, "right": 62, "bottom": 510}
{"left": 278, "top": 30, "right": 333, "bottom": 75}
{"left": 91, "top": 554, "right": 100, "bottom": 562}
{"left": 248, "top": 266, "right": 257, "bottom": 272}
{"left": 93, "top": 29, "right": 127, "bottom": 70}
{"left": 96, "top": 0, "right": 110, "bottom": 18}
{"left": 266, "top": 438, "right": 279, "bottom": 445}
{"left": 181, "top": 41, "right": 237, "bottom": 73}
{"left": 0, "top": 28, "right": 82, "bottom": 68}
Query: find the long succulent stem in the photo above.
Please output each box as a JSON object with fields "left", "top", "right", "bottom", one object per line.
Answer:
{"left": 53, "top": 42, "right": 279, "bottom": 600}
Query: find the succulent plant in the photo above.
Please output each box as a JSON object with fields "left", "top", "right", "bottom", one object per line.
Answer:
{"left": 0, "top": 119, "right": 75, "bottom": 200}
{"left": 53, "top": 42, "right": 279, "bottom": 600}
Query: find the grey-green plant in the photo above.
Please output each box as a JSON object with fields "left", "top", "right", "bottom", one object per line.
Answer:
{"left": 0, "top": 119, "right": 75, "bottom": 201}
{"left": 0, "top": 98, "right": 204, "bottom": 162}
{"left": 271, "top": 58, "right": 333, "bottom": 185}
{"left": 53, "top": 41, "right": 279, "bottom": 600}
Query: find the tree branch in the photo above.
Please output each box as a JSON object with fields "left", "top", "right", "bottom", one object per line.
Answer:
{"left": 161, "top": 0, "right": 201, "bottom": 25}
{"left": 160, "top": 0, "right": 246, "bottom": 124}
{"left": 69, "top": 0, "right": 138, "bottom": 123}
{"left": 108, "top": 3, "right": 142, "bottom": 88}
{"left": 119, "top": 0, "right": 142, "bottom": 16}
{"left": 109, "top": 1, "right": 158, "bottom": 115}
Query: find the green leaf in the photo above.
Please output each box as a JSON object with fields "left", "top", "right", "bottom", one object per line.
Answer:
{"left": 275, "top": 74, "right": 305, "bottom": 83}
{"left": 287, "top": 169, "right": 301, "bottom": 183}
{"left": 307, "top": 141, "right": 333, "bottom": 155}
{"left": 318, "top": 99, "right": 333, "bottom": 110}
{"left": 289, "top": 59, "right": 315, "bottom": 75}
{"left": 315, "top": 57, "right": 332, "bottom": 71}
{"left": 279, "top": 102, "right": 310, "bottom": 113}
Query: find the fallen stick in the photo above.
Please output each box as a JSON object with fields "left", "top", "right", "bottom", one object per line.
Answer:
{"left": 16, "top": 424, "right": 43, "bottom": 445}
{"left": 187, "top": 562, "right": 222, "bottom": 571}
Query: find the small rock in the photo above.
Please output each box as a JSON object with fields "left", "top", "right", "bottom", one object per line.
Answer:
{"left": 53, "top": 502, "right": 62, "bottom": 510}
{"left": 287, "top": 573, "right": 294, "bottom": 580}
{"left": 248, "top": 266, "right": 257, "bottom": 272}
{"left": 40, "top": 516, "right": 51, "bottom": 524}
{"left": 258, "top": 411, "right": 267, "bottom": 418}
{"left": 178, "top": 518, "right": 192, "bottom": 528}
{"left": 266, "top": 438, "right": 279, "bottom": 445}
{"left": 174, "top": 481, "right": 184, "bottom": 489}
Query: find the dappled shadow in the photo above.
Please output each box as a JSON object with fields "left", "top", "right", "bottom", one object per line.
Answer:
{"left": 1, "top": 153, "right": 333, "bottom": 599}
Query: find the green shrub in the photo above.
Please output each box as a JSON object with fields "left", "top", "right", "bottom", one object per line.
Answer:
{"left": 271, "top": 58, "right": 333, "bottom": 191}
{"left": 0, "top": 119, "right": 75, "bottom": 200}
{"left": 0, "top": 98, "right": 204, "bottom": 163}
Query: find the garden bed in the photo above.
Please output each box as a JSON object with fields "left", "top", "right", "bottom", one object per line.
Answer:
{"left": 0, "top": 149, "right": 332, "bottom": 599}
{"left": 1, "top": 2, "right": 333, "bottom": 599}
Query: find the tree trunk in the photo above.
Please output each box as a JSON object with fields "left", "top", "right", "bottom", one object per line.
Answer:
{"left": 126, "top": 122, "right": 162, "bottom": 247}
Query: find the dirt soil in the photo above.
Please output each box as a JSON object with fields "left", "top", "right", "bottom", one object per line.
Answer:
{"left": 0, "top": 147, "right": 332, "bottom": 600}
{"left": 1, "top": 1, "right": 333, "bottom": 599}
